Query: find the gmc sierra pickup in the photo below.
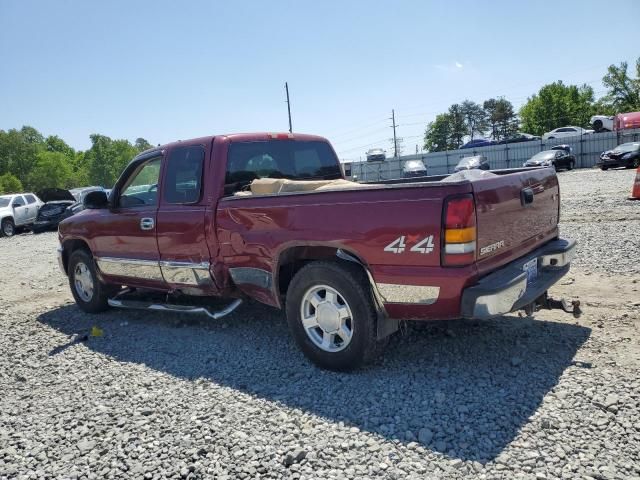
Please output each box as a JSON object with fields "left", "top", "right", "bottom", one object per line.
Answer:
{"left": 57, "top": 132, "right": 577, "bottom": 370}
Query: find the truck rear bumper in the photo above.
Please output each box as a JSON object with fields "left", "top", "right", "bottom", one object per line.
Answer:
{"left": 461, "top": 238, "right": 576, "bottom": 319}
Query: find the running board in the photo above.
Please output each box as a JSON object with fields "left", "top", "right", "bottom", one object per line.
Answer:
{"left": 107, "top": 297, "right": 243, "bottom": 320}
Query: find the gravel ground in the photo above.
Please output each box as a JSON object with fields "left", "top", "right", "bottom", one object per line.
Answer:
{"left": 1, "top": 168, "right": 639, "bottom": 479}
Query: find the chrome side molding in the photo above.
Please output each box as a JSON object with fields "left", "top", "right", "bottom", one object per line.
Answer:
{"left": 95, "top": 256, "right": 214, "bottom": 286}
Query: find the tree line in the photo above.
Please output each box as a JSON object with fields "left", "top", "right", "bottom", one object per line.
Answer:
{"left": 424, "top": 57, "right": 640, "bottom": 152}
{"left": 0, "top": 128, "right": 153, "bottom": 194}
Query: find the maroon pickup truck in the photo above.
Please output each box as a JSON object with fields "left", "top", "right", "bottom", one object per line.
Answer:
{"left": 57, "top": 133, "right": 577, "bottom": 370}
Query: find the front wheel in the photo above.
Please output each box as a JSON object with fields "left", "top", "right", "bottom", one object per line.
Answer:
{"left": 1, "top": 218, "right": 15, "bottom": 237}
{"left": 601, "top": 166, "right": 609, "bottom": 171}
{"left": 68, "top": 249, "right": 117, "bottom": 313}
{"left": 285, "top": 261, "right": 382, "bottom": 371}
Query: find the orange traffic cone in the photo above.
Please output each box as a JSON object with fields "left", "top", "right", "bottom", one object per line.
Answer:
{"left": 630, "top": 166, "right": 640, "bottom": 200}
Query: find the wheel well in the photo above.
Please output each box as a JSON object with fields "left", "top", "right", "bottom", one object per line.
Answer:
{"left": 61, "top": 239, "right": 91, "bottom": 273}
{"left": 1, "top": 215, "right": 14, "bottom": 224}
{"left": 276, "top": 246, "right": 368, "bottom": 299}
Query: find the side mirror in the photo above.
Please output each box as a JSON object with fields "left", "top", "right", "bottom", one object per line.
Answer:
{"left": 84, "top": 190, "right": 109, "bottom": 209}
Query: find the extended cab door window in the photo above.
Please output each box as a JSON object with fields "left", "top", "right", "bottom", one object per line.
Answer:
{"left": 162, "top": 145, "right": 204, "bottom": 204}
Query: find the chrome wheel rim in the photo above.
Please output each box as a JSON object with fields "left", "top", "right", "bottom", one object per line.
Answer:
{"left": 300, "top": 285, "right": 353, "bottom": 352}
{"left": 3, "top": 222, "right": 14, "bottom": 236}
{"left": 74, "top": 261, "right": 94, "bottom": 302}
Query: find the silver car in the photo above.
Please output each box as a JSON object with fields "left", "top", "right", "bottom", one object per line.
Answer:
{"left": 0, "top": 193, "right": 44, "bottom": 237}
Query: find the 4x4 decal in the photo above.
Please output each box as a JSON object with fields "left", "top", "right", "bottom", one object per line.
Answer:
{"left": 384, "top": 235, "right": 435, "bottom": 254}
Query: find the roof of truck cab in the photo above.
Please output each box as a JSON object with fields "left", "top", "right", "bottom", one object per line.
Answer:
{"left": 141, "top": 132, "right": 330, "bottom": 156}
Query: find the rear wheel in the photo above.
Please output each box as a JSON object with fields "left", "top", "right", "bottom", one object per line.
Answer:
{"left": 593, "top": 120, "right": 603, "bottom": 132}
{"left": 601, "top": 166, "right": 609, "bottom": 171}
{"left": 285, "top": 261, "right": 382, "bottom": 371}
{"left": 628, "top": 158, "right": 640, "bottom": 169}
{"left": 1, "top": 218, "right": 15, "bottom": 237}
{"left": 68, "top": 249, "right": 116, "bottom": 313}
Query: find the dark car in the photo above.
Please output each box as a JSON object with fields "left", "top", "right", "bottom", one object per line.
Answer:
{"left": 454, "top": 155, "right": 490, "bottom": 172}
{"left": 32, "top": 188, "right": 77, "bottom": 233}
{"left": 597, "top": 142, "right": 640, "bottom": 170}
{"left": 497, "top": 133, "right": 541, "bottom": 144}
{"left": 402, "top": 159, "right": 427, "bottom": 178}
{"left": 524, "top": 149, "right": 575, "bottom": 171}
{"left": 460, "top": 138, "right": 495, "bottom": 149}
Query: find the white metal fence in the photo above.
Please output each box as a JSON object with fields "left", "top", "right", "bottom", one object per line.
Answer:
{"left": 344, "top": 128, "right": 640, "bottom": 181}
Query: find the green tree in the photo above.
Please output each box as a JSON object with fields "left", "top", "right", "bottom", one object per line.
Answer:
{"left": 85, "top": 134, "right": 138, "bottom": 187}
{"left": 483, "top": 98, "right": 519, "bottom": 140}
{"left": 28, "top": 151, "right": 74, "bottom": 191}
{"left": 0, "top": 173, "right": 23, "bottom": 194}
{"left": 599, "top": 58, "right": 640, "bottom": 113}
{"left": 460, "top": 100, "right": 488, "bottom": 140}
{"left": 447, "top": 104, "right": 467, "bottom": 148}
{"left": 424, "top": 114, "right": 452, "bottom": 152}
{"left": 135, "top": 137, "right": 153, "bottom": 152}
{"left": 45, "top": 135, "right": 75, "bottom": 157}
{"left": 0, "top": 126, "right": 43, "bottom": 185}
{"left": 519, "top": 81, "right": 595, "bottom": 135}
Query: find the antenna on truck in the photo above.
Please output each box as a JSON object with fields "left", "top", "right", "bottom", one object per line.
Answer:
{"left": 285, "top": 82, "right": 293, "bottom": 133}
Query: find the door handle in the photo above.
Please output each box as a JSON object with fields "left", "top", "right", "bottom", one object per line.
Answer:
{"left": 521, "top": 188, "right": 534, "bottom": 206}
{"left": 140, "top": 218, "right": 155, "bottom": 230}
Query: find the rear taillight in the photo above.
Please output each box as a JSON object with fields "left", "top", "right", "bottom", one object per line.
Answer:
{"left": 442, "top": 195, "right": 477, "bottom": 266}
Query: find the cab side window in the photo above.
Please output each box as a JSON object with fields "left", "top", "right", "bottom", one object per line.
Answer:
{"left": 119, "top": 158, "right": 162, "bottom": 208}
{"left": 12, "top": 196, "right": 25, "bottom": 207}
{"left": 25, "top": 194, "right": 37, "bottom": 204}
{"left": 163, "top": 146, "right": 205, "bottom": 204}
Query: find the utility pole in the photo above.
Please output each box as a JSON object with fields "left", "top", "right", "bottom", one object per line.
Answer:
{"left": 285, "top": 82, "right": 293, "bottom": 133}
{"left": 390, "top": 109, "right": 398, "bottom": 158}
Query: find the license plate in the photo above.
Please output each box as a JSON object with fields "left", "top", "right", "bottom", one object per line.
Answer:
{"left": 523, "top": 258, "right": 538, "bottom": 284}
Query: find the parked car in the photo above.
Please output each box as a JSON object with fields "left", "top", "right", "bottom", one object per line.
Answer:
{"left": 460, "top": 138, "right": 495, "bottom": 149}
{"left": 523, "top": 149, "right": 575, "bottom": 170}
{"left": 597, "top": 142, "right": 640, "bottom": 170}
{"left": 0, "top": 192, "right": 43, "bottom": 237}
{"left": 454, "top": 155, "right": 490, "bottom": 172}
{"left": 542, "top": 126, "right": 593, "bottom": 141}
{"left": 402, "top": 159, "right": 427, "bottom": 178}
{"left": 591, "top": 112, "right": 640, "bottom": 132}
{"left": 57, "top": 132, "right": 577, "bottom": 370}
{"left": 590, "top": 115, "right": 614, "bottom": 133}
{"left": 366, "top": 148, "right": 386, "bottom": 162}
{"left": 497, "top": 133, "right": 541, "bottom": 144}
{"left": 32, "top": 188, "right": 78, "bottom": 234}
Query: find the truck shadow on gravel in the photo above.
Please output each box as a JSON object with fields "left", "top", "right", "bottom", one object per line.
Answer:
{"left": 38, "top": 302, "right": 590, "bottom": 463}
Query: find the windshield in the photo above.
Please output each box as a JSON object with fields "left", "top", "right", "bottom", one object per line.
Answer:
{"left": 614, "top": 143, "right": 640, "bottom": 153}
{"left": 530, "top": 151, "right": 555, "bottom": 162}
{"left": 0, "top": 197, "right": 11, "bottom": 207}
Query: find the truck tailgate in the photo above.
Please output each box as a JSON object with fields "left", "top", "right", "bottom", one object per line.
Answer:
{"left": 473, "top": 168, "right": 559, "bottom": 276}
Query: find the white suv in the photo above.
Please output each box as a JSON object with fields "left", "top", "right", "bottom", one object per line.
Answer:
{"left": 542, "top": 126, "right": 594, "bottom": 141}
{"left": 0, "top": 193, "right": 43, "bottom": 237}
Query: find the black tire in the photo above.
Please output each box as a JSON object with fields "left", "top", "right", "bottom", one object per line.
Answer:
{"left": 601, "top": 166, "right": 609, "bottom": 171}
{"left": 1, "top": 218, "right": 15, "bottom": 237}
{"left": 285, "top": 261, "right": 383, "bottom": 371}
{"left": 68, "top": 249, "right": 115, "bottom": 313}
{"left": 627, "top": 158, "right": 640, "bottom": 169}
{"left": 593, "top": 120, "right": 603, "bottom": 132}
{"left": 567, "top": 161, "right": 574, "bottom": 171}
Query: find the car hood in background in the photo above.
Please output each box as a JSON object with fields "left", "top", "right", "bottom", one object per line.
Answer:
{"left": 37, "top": 188, "right": 76, "bottom": 203}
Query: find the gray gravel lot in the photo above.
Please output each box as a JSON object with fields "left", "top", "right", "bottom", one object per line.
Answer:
{"left": 1, "top": 168, "right": 639, "bottom": 479}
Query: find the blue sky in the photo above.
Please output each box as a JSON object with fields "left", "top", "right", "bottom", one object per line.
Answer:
{"left": 1, "top": 0, "right": 638, "bottom": 161}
